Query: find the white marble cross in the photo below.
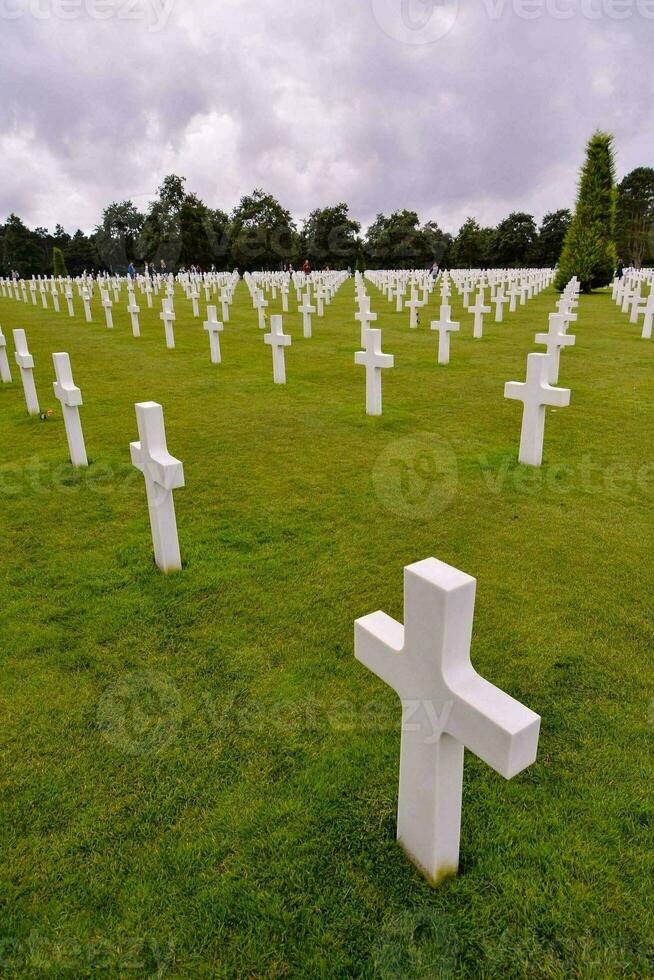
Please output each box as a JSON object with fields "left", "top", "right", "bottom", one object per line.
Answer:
{"left": 130, "top": 402, "right": 185, "bottom": 573}
{"left": 13, "top": 328, "right": 40, "bottom": 415}
{"left": 430, "top": 305, "right": 460, "bottom": 365}
{"left": 535, "top": 314, "right": 576, "bottom": 384}
{"left": 355, "top": 557, "right": 540, "bottom": 885}
{"left": 220, "top": 288, "right": 231, "bottom": 322}
{"left": 204, "top": 305, "right": 224, "bottom": 364}
{"left": 160, "top": 299, "right": 176, "bottom": 349}
{"left": 494, "top": 291, "right": 508, "bottom": 323}
{"left": 0, "top": 327, "right": 12, "bottom": 383}
{"left": 52, "top": 352, "right": 88, "bottom": 467}
{"left": 355, "top": 296, "right": 377, "bottom": 346}
{"left": 256, "top": 290, "right": 269, "bottom": 330}
{"left": 52, "top": 286, "right": 60, "bottom": 314}
{"left": 469, "top": 292, "right": 491, "bottom": 339}
{"left": 265, "top": 315, "right": 291, "bottom": 383}
{"left": 508, "top": 283, "right": 521, "bottom": 313}
{"left": 354, "top": 328, "right": 394, "bottom": 416}
{"left": 406, "top": 290, "right": 422, "bottom": 330}
{"left": 127, "top": 292, "right": 141, "bottom": 338}
{"left": 190, "top": 286, "right": 200, "bottom": 318}
{"left": 65, "top": 286, "right": 75, "bottom": 317}
{"left": 101, "top": 289, "right": 114, "bottom": 329}
{"left": 299, "top": 294, "right": 316, "bottom": 339}
{"left": 640, "top": 292, "right": 654, "bottom": 340}
{"left": 315, "top": 284, "right": 325, "bottom": 318}
{"left": 505, "top": 352, "right": 571, "bottom": 466}
{"left": 82, "top": 288, "right": 92, "bottom": 323}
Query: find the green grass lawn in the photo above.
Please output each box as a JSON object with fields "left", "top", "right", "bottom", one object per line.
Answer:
{"left": 1, "top": 277, "right": 653, "bottom": 978}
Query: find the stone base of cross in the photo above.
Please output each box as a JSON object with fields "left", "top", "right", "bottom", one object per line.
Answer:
{"left": 355, "top": 557, "right": 540, "bottom": 885}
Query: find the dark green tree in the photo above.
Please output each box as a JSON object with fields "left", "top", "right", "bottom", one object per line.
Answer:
{"left": 451, "top": 217, "right": 484, "bottom": 268}
{"left": 365, "top": 211, "right": 433, "bottom": 268}
{"left": 139, "top": 175, "right": 188, "bottom": 270}
{"left": 615, "top": 167, "right": 654, "bottom": 268}
{"left": 229, "top": 189, "right": 298, "bottom": 271}
{"left": 94, "top": 200, "right": 144, "bottom": 271}
{"left": 537, "top": 210, "right": 572, "bottom": 266}
{"left": 492, "top": 212, "right": 538, "bottom": 267}
{"left": 64, "top": 230, "right": 99, "bottom": 276}
{"left": 301, "top": 204, "right": 360, "bottom": 269}
{"left": 1, "top": 214, "right": 43, "bottom": 276}
{"left": 422, "top": 221, "right": 452, "bottom": 268}
{"left": 555, "top": 132, "right": 617, "bottom": 292}
{"left": 53, "top": 246, "right": 68, "bottom": 277}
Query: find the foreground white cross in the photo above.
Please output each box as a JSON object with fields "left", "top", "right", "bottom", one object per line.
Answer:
{"left": 0, "top": 327, "right": 12, "bottom": 383}
{"left": 52, "top": 352, "right": 88, "bottom": 467}
{"left": 355, "top": 557, "right": 540, "bottom": 885}
{"left": 204, "top": 305, "right": 224, "bottom": 364}
{"left": 505, "top": 352, "right": 571, "bottom": 466}
{"left": 430, "top": 305, "right": 460, "bottom": 365}
{"left": 535, "top": 314, "right": 576, "bottom": 384}
{"left": 354, "top": 328, "right": 394, "bottom": 416}
{"left": 130, "top": 402, "right": 185, "bottom": 573}
{"left": 13, "top": 328, "right": 40, "bottom": 415}
{"left": 265, "top": 315, "right": 291, "bottom": 383}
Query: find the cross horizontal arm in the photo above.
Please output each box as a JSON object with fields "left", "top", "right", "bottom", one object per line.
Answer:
{"left": 355, "top": 611, "right": 407, "bottom": 697}
{"left": 447, "top": 672, "right": 540, "bottom": 778}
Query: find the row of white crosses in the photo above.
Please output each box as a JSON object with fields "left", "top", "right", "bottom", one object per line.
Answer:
{"left": 1, "top": 326, "right": 88, "bottom": 465}
{"left": 2, "top": 324, "right": 184, "bottom": 575}
{"left": 0, "top": 271, "right": 240, "bottom": 339}
{"left": 612, "top": 268, "right": 654, "bottom": 339}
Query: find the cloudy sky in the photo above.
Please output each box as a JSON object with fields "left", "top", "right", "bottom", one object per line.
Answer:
{"left": 1, "top": 0, "right": 652, "bottom": 235}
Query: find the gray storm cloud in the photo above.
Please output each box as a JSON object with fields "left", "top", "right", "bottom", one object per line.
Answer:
{"left": 0, "top": 0, "right": 651, "bottom": 233}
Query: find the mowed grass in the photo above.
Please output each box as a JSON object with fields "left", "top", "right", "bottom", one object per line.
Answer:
{"left": 0, "top": 276, "right": 653, "bottom": 978}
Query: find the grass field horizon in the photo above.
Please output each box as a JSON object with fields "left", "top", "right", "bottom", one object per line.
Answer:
{"left": 1, "top": 278, "right": 653, "bottom": 977}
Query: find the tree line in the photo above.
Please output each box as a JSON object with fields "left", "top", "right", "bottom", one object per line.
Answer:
{"left": 1, "top": 166, "right": 652, "bottom": 278}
